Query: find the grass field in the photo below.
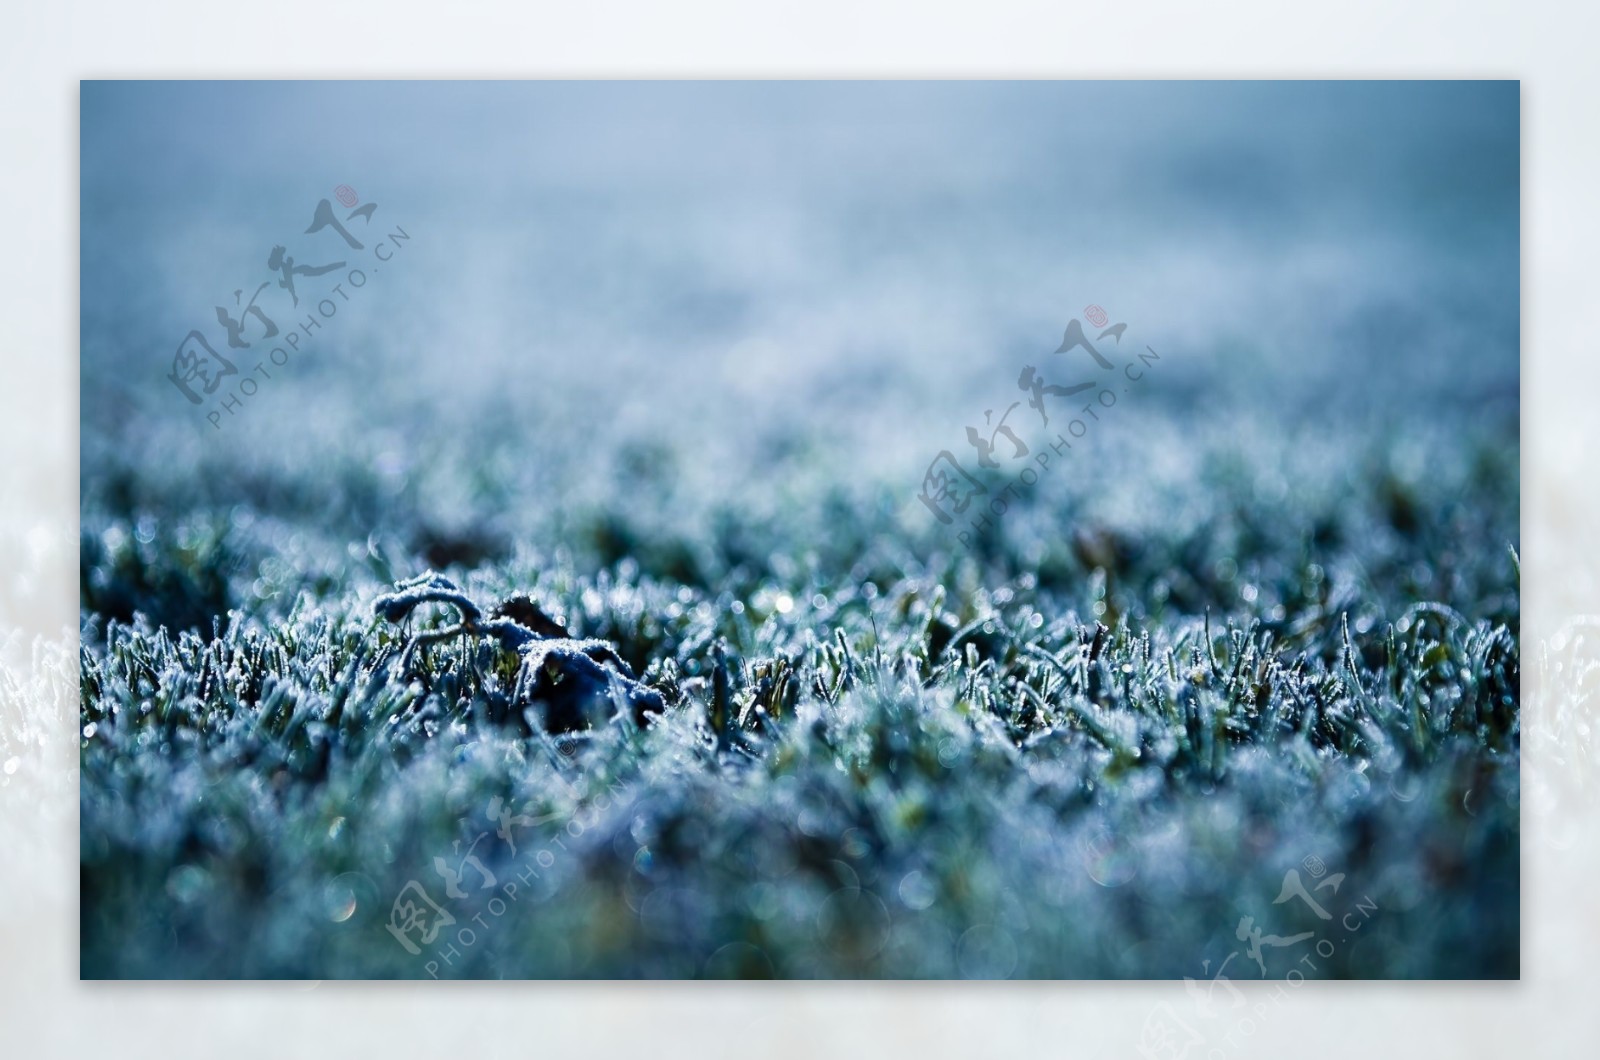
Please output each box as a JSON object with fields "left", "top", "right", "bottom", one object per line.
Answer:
{"left": 78, "top": 81, "right": 1520, "bottom": 979}
{"left": 78, "top": 402, "right": 1519, "bottom": 977}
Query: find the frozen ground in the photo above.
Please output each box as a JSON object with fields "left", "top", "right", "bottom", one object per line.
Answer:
{"left": 77, "top": 81, "right": 1519, "bottom": 977}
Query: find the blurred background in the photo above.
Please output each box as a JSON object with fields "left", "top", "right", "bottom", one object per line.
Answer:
{"left": 80, "top": 81, "right": 1518, "bottom": 549}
